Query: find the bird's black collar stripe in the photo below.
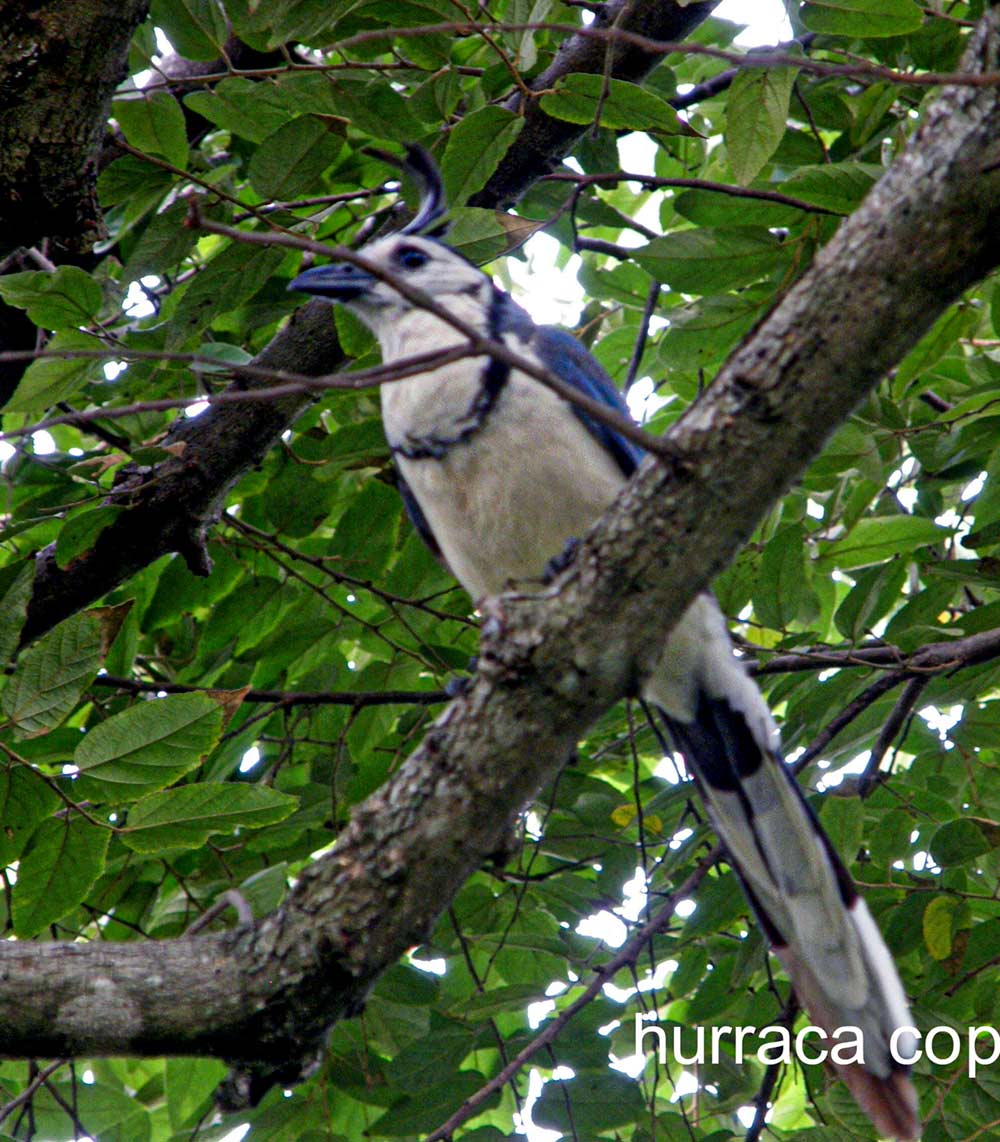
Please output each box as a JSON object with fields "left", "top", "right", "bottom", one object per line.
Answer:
{"left": 391, "top": 286, "right": 512, "bottom": 462}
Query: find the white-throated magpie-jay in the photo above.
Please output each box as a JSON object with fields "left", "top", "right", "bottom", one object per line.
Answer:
{"left": 289, "top": 146, "right": 920, "bottom": 1141}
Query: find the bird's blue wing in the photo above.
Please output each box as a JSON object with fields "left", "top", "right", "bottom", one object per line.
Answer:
{"left": 394, "top": 466, "right": 445, "bottom": 563}
{"left": 531, "top": 324, "right": 645, "bottom": 478}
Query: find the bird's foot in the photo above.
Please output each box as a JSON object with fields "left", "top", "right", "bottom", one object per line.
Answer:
{"left": 542, "top": 537, "right": 581, "bottom": 584}
{"left": 444, "top": 656, "right": 479, "bottom": 698}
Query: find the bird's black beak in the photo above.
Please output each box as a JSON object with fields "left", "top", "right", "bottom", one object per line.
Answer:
{"left": 288, "top": 262, "right": 375, "bottom": 302}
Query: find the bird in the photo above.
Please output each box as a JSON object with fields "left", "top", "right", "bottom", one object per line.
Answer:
{"left": 289, "top": 145, "right": 921, "bottom": 1141}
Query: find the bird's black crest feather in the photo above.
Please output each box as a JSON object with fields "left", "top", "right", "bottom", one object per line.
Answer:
{"left": 367, "top": 144, "right": 449, "bottom": 238}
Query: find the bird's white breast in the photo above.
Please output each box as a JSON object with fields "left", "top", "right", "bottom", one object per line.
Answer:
{"left": 381, "top": 333, "right": 626, "bottom": 599}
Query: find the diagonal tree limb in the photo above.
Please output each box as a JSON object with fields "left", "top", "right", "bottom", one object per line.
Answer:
{"left": 0, "top": 9, "right": 997, "bottom": 1113}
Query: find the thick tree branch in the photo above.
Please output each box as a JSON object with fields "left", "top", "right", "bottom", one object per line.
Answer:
{"left": 0, "top": 9, "right": 997, "bottom": 1111}
{"left": 0, "top": 0, "right": 150, "bottom": 255}
{"left": 0, "top": 1, "right": 150, "bottom": 400}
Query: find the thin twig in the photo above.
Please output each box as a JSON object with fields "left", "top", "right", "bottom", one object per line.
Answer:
{"left": 423, "top": 850, "right": 718, "bottom": 1141}
{"left": 186, "top": 890, "right": 255, "bottom": 934}
{"left": 321, "top": 22, "right": 1000, "bottom": 90}
{"left": 792, "top": 673, "right": 905, "bottom": 774}
{"left": 93, "top": 674, "right": 448, "bottom": 707}
{"left": 625, "top": 280, "right": 661, "bottom": 394}
{"left": 858, "top": 675, "right": 931, "bottom": 794}
{"left": 545, "top": 170, "right": 838, "bottom": 215}
{"left": 0, "top": 343, "right": 481, "bottom": 442}
{"left": 743, "top": 998, "right": 798, "bottom": 1142}
{"left": 0, "top": 1060, "right": 68, "bottom": 1127}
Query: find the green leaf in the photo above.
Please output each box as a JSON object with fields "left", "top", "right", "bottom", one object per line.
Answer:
{"left": 801, "top": 0, "right": 924, "bottom": 38}
{"left": 168, "top": 241, "right": 286, "bottom": 346}
{"left": 332, "top": 304, "right": 377, "bottom": 359}
{"left": 377, "top": 962, "right": 440, "bottom": 1006}
{"left": 165, "top": 1058, "right": 229, "bottom": 1130}
{"left": 1, "top": 330, "right": 105, "bottom": 412}
{"left": 97, "top": 151, "right": 174, "bottom": 208}
{"left": 113, "top": 91, "right": 189, "bottom": 168}
{"left": 634, "top": 228, "right": 785, "bottom": 293}
{"left": 73, "top": 692, "right": 228, "bottom": 800}
{"left": 673, "top": 186, "right": 803, "bottom": 228}
{"left": 261, "top": 462, "right": 340, "bottom": 538}
{"left": 238, "top": 863, "right": 291, "bottom": 917}
{"left": 540, "top": 74, "right": 687, "bottom": 135}
{"left": 971, "top": 450, "right": 1000, "bottom": 538}
{"left": 359, "top": 1, "right": 453, "bottom": 67}
{"left": 2, "top": 602, "right": 132, "bottom": 738}
{"left": 726, "top": 67, "right": 798, "bottom": 186}
{"left": 32, "top": 1080, "right": 152, "bottom": 1142}
{"left": 369, "top": 1072, "right": 498, "bottom": 1135}
{"left": 752, "top": 525, "right": 806, "bottom": 630}
{"left": 923, "top": 895, "right": 962, "bottom": 961}
{"left": 329, "top": 480, "right": 401, "bottom": 579}
{"left": 781, "top": 164, "right": 880, "bottom": 214}
{"left": 248, "top": 115, "right": 345, "bottom": 200}
{"left": 869, "top": 807, "right": 917, "bottom": 869}
{"left": 534, "top": 1071, "right": 646, "bottom": 1134}
{"left": 683, "top": 872, "right": 747, "bottom": 938}
{"left": 883, "top": 580, "right": 955, "bottom": 651}
{"left": 12, "top": 818, "right": 111, "bottom": 937}
{"left": 0, "top": 562, "right": 36, "bottom": 664}
{"left": 820, "top": 796, "right": 864, "bottom": 863}
{"left": 0, "top": 267, "right": 102, "bottom": 329}
{"left": 0, "top": 767, "right": 60, "bottom": 866}
{"left": 833, "top": 560, "right": 907, "bottom": 641}
{"left": 448, "top": 983, "right": 541, "bottom": 1020}
{"left": 384, "top": 1016, "right": 479, "bottom": 1089}
{"left": 446, "top": 207, "right": 546, "bottom": 265}
{"left": 818, "top": 515, "right": 948, "bottom": 570}
{"left": 121, "top": 200, "right": 204, "bottom": 281}
{"left": 893, "top": 304, "right": 980, "bottom": 394}
{"left": 150, "top": 0, "right": 228, "bottom": 62}
{"left": 183, "top": 77, "right": 291, "bottom": 144}
{"left": 121, "top": 784, "right": 298, "bottom": 852}
{"left": 441, "top": 107, "right": 523, "bottom": 206}
{"left": 56, "top": 506, "right": 126, "bottom": 569}
{"left": 929, "top": 818, "right": 997, "bottom": 868}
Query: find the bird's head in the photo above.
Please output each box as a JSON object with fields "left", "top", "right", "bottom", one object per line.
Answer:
{"left": 288, "top": 146, "right": 490, "bottom": 333}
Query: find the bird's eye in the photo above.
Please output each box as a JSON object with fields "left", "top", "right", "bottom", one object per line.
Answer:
{"left": 396, "top": 246, "right": 428, "bottom": 270}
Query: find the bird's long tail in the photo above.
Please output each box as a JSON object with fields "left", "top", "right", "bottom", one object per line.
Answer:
{"left": 647, "top": 596, "right": 920, "bottom": 1141}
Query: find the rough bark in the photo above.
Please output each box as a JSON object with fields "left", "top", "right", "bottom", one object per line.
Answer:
{"left": 0, "top": 0, "right": 150, "bottom": 255}
{"left": 1, "top": 9, "right": 998, "bottom": 1110}
{"left": 17, "top": 0, "right": 719, "bottom": 645}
